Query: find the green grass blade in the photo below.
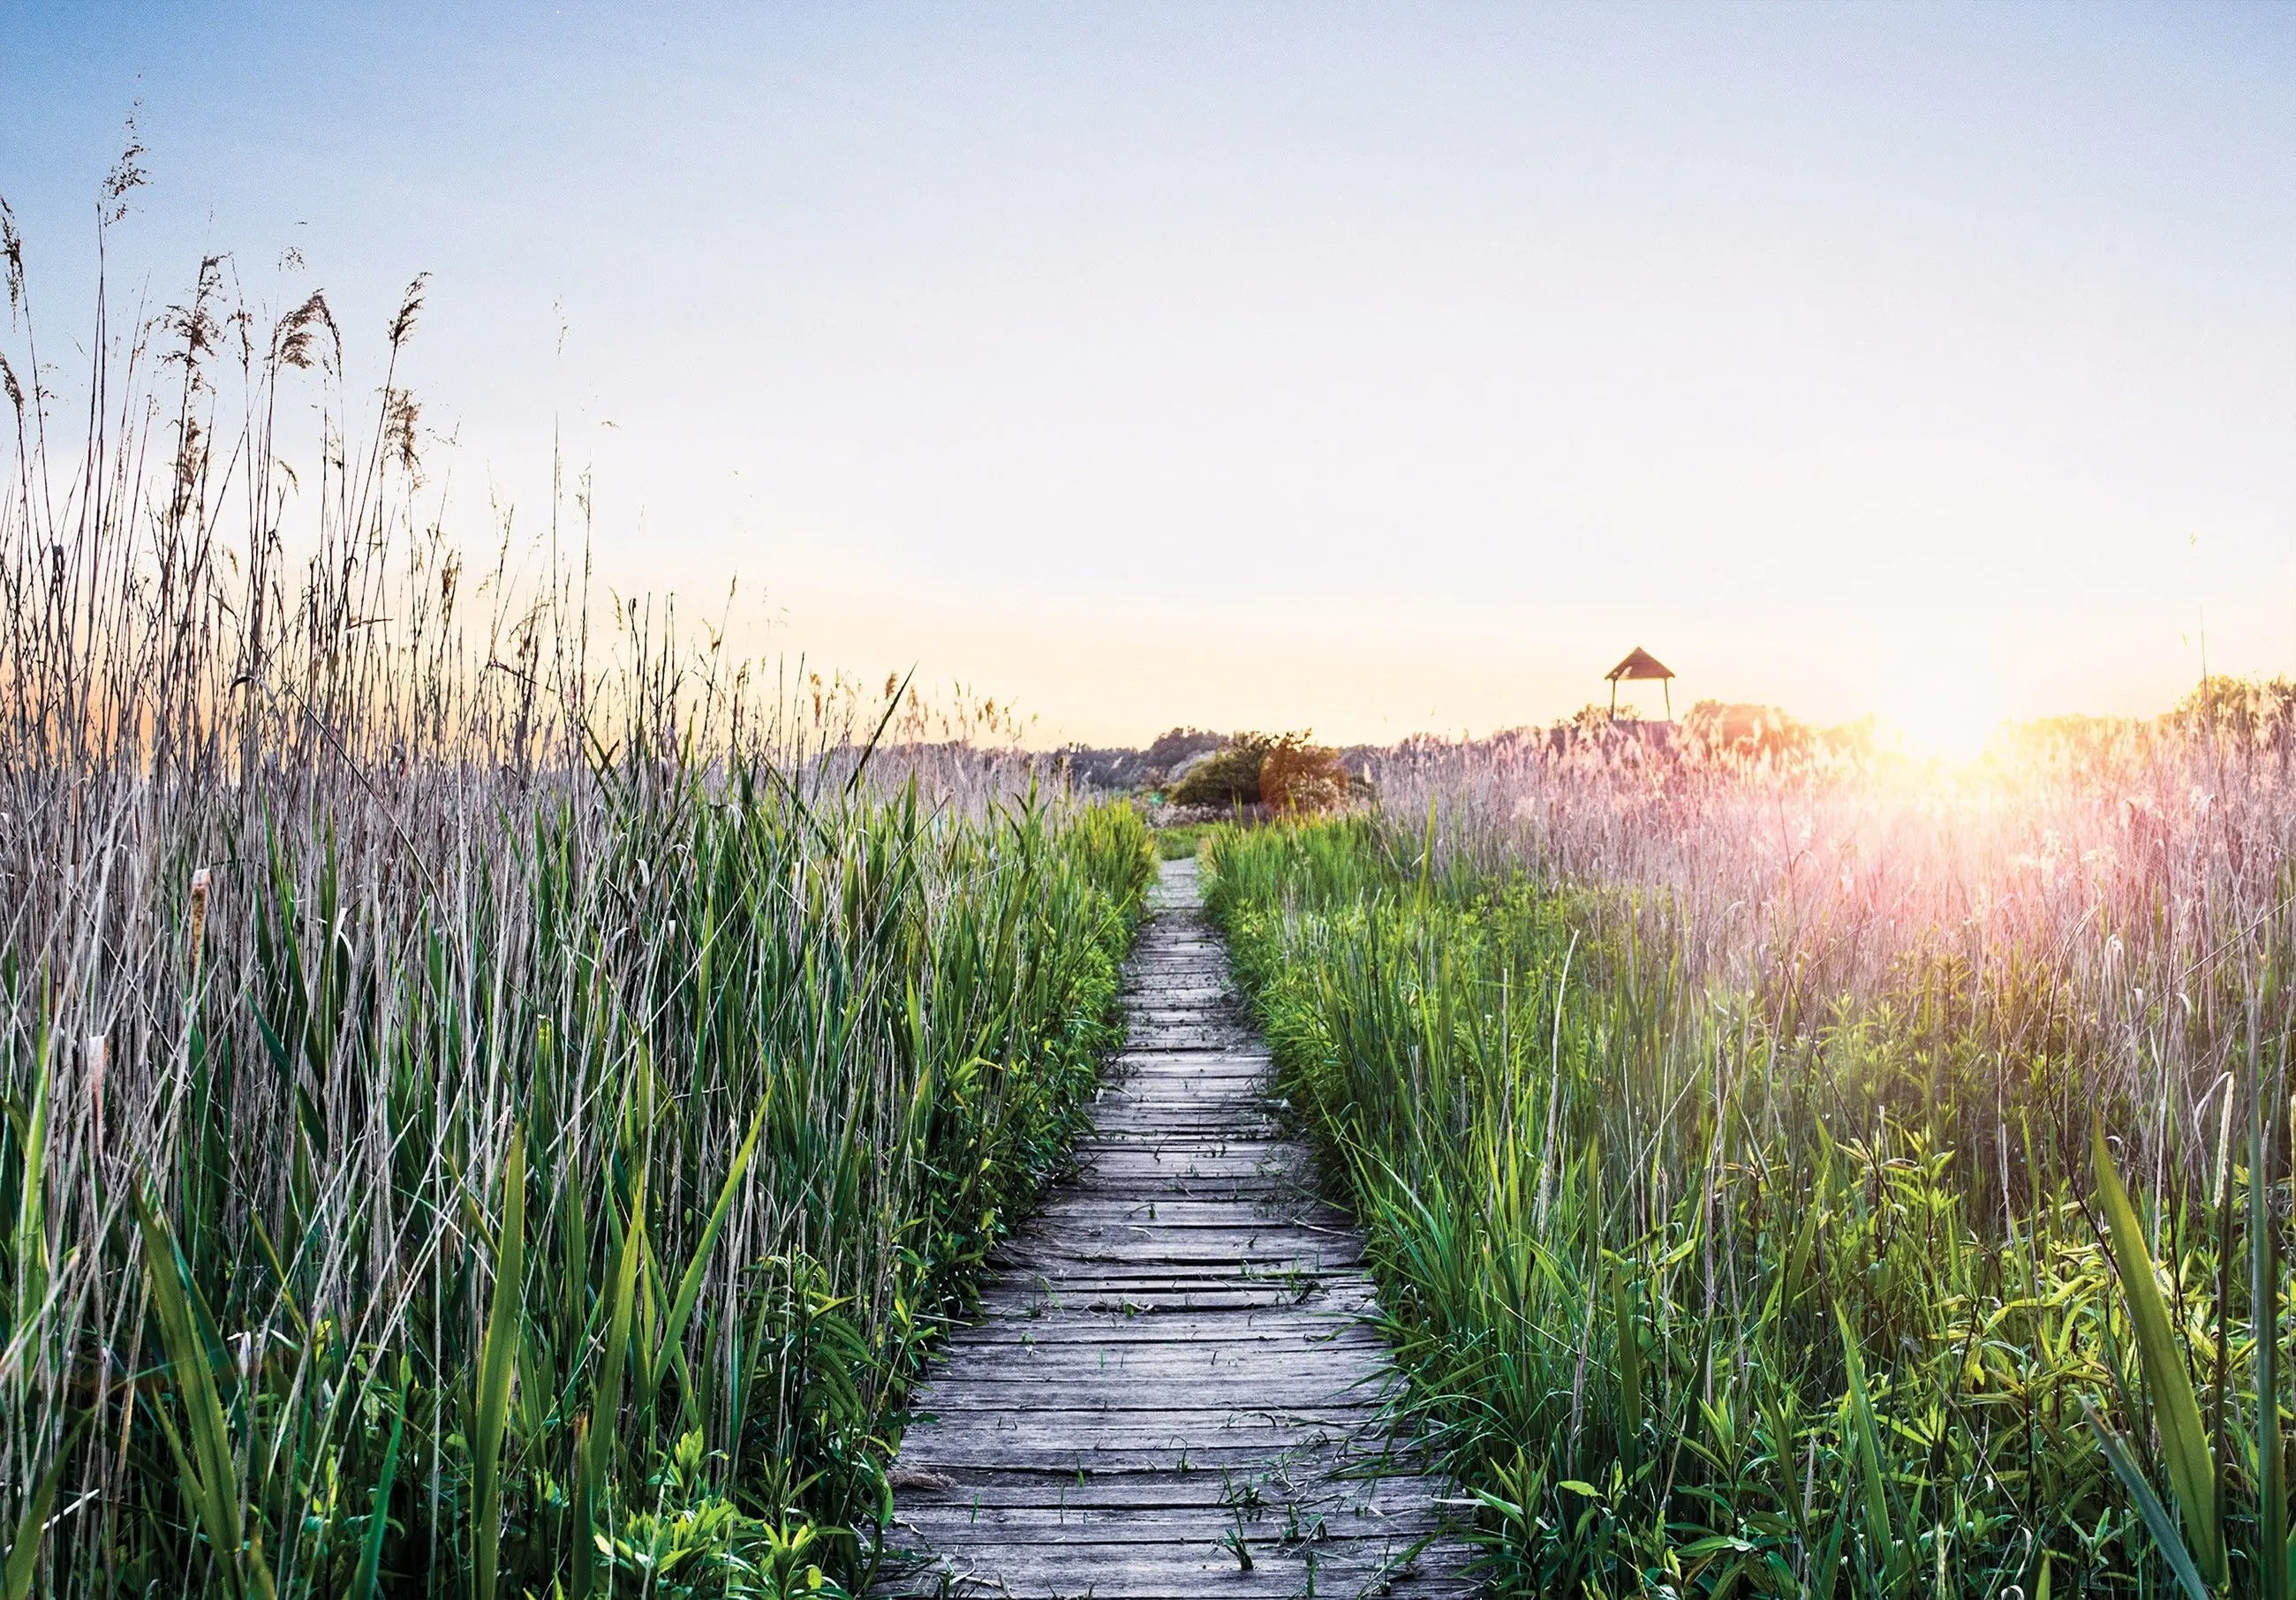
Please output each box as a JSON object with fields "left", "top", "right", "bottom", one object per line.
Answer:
{"left": 2084, "top": 1397, "right": 2213, "bottom": 1600}
{"left": 575, "top": 1174, "right": 646, "bottom": 1600}
{"left": 350, "top": 1363, "right": 405, "bottom": 1600}
{"left": 1836, "top": 1307, "right": 1899, "bottom": 1587}
{"left": 472, "top": 1128, "right": 527, "bottom": 1600}
{"left": 11, "top": 1027, "right": 50, "bottom": 1323}
{"left": 657, "top": 1094, "right": 767, "bottom": 1379}
{"left": 2093, "top": 1116, "right": 2225, "bottom": 1586}
{"left": 2254, "top": 1048, "right": 2286, "bottom": 1600}
{"left": 3, "top": 1433, "right": 72, "bottom": 1600}
{"left": 132, "top": 1184, "right": 247, "bottom": 1596}
{"left": 1610, "top": 1259, "right": 1643, "bottom": 1464}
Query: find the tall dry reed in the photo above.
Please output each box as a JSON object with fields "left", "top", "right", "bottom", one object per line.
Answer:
{"left": 0, "top": 193, "right": 1151, "bottom": 1597}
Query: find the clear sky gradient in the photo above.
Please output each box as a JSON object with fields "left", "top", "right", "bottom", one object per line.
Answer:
{"left": 8, "top": 4, "right": 2295, "bottom": 744}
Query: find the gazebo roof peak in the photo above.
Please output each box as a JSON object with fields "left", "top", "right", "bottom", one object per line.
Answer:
{"left": 1605, "top": 646, "right": 1674, "bottom": 683}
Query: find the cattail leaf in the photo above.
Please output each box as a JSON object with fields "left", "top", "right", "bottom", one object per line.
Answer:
{"left": 349, "top": 1366, "right": 404, "bottom": 1600}
{"left": 2253, "top": 1041, "right": 2286, "bottom": 1600}
{"left": 471, "top": 1128, "right": 526, "bottom": 1600}
{"left": 1609, "top": 1260, "right": 1644, "bottom": 1456}
{"left": 12, "top": 1028, "right": 50, "bottom": 1319}
{"left": 3, "top": 1431, "right": 74, "bottom": 1600}
{"left": 2093, "top": 1115, "right": 2225, "bottom": 1587}
{"left": 658, "top": 1093, "right": 769, "bottom": 1381}
{"left": 1835, "top": 1307, "right": 1899, "bottom": 1583}
{"left": 2084, "top": 1397, "right": 2213, "bottom": 1600}
{"left": 576, "top": 1174, "right": 646, "bottom": 1600}
{"left": 132, "top": 1184, "right": 248, "bottom": 1595}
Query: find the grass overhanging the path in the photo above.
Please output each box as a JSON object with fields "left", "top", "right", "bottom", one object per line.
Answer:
{"left": 1208, "top": 792, "right": 2296, "bottom": 1598}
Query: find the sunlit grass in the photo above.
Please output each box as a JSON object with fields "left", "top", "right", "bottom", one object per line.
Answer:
{"left": 1209, "top": 721, "right": 2296, "bottom": 1596}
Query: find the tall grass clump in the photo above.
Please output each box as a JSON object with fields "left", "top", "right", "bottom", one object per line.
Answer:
{"left": 1209, "top": 726, "right": 2296, "bottom": 1597}
{"left": 0, "top": 191, "right": 1152, "bottom": 1596}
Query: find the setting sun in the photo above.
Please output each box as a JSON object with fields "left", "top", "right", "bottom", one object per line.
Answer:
{"left": 1879, "top": 668, "right": 2010, "bottom": 759}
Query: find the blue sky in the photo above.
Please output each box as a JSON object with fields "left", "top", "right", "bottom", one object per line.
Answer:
{"left": 8, "top": 4, "right": 2296, "bottom": 743}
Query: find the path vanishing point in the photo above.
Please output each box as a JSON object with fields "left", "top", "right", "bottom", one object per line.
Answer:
{"left": 877, "top": 857, "right": 1475, "bottom": 1598}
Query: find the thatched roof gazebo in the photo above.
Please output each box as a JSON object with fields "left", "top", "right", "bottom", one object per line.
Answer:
{"left": 1605, "top": 646, "right": 1675, "bottom": 720}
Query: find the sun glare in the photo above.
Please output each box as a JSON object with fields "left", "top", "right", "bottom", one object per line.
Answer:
{"left": 1879, "top": 671, "right": 2006, "bottom": 760}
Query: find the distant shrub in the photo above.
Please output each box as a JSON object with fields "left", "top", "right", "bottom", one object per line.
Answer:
{"left": 1168, "top": 734, "right": 1271, "bottom": 807}
{"left": 1165, "top": 731, "right": 1355, "bottom": 812}
{"left": 1143, "top": 726, "right": 1228, "bottom": 781}
{"left": 1258, "top": 732, "right": 1352, "bottom": 812}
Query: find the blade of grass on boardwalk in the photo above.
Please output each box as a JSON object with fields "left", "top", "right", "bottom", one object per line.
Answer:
{"left": 2093, "top": 1115, "right": 2225, "bottom": 1589}
{"left": 472, "top": 1128, "right": 527, "bottom": 1600}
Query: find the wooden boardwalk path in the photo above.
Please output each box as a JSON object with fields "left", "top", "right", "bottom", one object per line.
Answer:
{"left": 875, "top": 857, "right": 1474, "bottom": 1599}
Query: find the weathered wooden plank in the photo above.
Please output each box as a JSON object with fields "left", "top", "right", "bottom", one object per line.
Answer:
{"left": 1107, "top": 1047, "right": 1265, "bottom": 1060}
{"left": 951, "top": 1423, "right": 1420, "bottom": 1460}
{"left": 1086, "top": 1108, "right": 1273, "bottom": 1123}
{"left": 912, "top": 1381, "right": 1399, "bottom": 1412}
{"left": 918, "top": 1354, "right": 1394, "bottom": 1388}
{"left": 1084, "top": 1121, "right": 1288, "bottom": 1142}
{"left": 1066, "top": 1153, "right": 1303, "bottom": 1179}
{"left": 977, "top": 1278, "right": 1363, "bottom": 1304}
{"left": 995, "top": 1221, "right": 1361, "bottom": 1248}
{"left": 965, "top": 1296, "right": 1371, "bottom": 1320}
{"left": 993, "top": 1239, "right": 1366, "bottom": 1268}
{"left": 1086, "top": 1107, "right": 1282, "bottom": 1128}
{"left": 918, "top": 1321, "right": 1391, "bottom": 1355}
{"left": 884, "top": 1466, "right": 1446, "bottom": 1506}
{"left": 1073, "top": 1128, "right": 1293, "bottom": 1144}
{"left": 894, "top": 1512, "right": 1454, "bottom": 1545}
{"left": 970, "top": 1260, "right": 1376, "bottom": 1294}
{"left": 967, "top": 1298, "right": 1373, "bottom": 1324}
{"left": 872, "top": 1542, "right": 1477, "bottom": 1600}
{"left": 1031, "top": 1196, "right": 1354, "bottom": 1223}
{"left": 940, "top": 1307, "right": 1380, "bottom": 1337}
{"left": 892, "top": 1429, "right": 1445, "bottom": 1468}
{"left": 1017, "top": 1220, "right": 1356, "bottom": 1245}
{"left": 897, "top": 1421, "right": 1376, "bottom": 1454}
{"left": 896, "top": 1513, "right": 1447, "bottom": 1549}
{"left": 986, "top": 1245, "right": 1362, "bottom": 1268}
{"left": 971, "top": 1255, "right": 1352, "bottom": 1287}
{"left": 910, "top": 1352, "right": 1394, "bottom": 1387}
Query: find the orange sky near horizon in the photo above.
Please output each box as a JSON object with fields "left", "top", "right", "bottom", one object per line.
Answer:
{"left": 730, "top": 538, "right": 2257, "bottom": 750}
